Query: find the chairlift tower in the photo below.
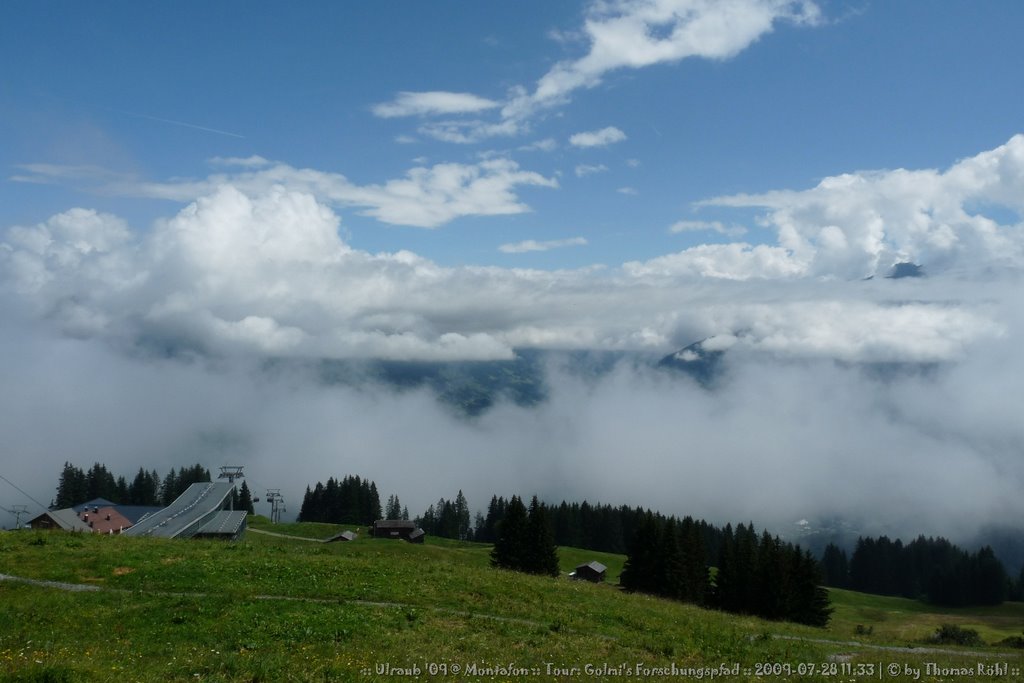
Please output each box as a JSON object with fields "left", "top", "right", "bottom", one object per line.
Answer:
{"left": 265, "top": 489, "right": 285, "bottom": 524}
{"left": 218, "top": 466, "right": 245, "bottom": 511}
{"left": 3, "top": 504, "right": 29, "bottom": 529}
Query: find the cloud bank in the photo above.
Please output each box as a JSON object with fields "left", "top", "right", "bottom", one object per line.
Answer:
{"left": 3, "top": 136, "right": 1023, "bottom": 546}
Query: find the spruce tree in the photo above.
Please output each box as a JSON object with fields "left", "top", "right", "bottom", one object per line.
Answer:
{"left": 385, "top": 494, "right": 402, "bottom": 520}
{"left": 237, "top": 480, "right": 255, "bottom": 515}
{"left": 656, "top": 518, "right": 685, "bottom": 600}
{"left": 679, "top": 516, "right": 709, "bottom": 605}
{"left": 525, "top": 496, "right": 559, "bottom": 576}
{"left": 755, "top": 531, "right": 787, "bottom": 620}
{"left": 491, "top": 495, "right": 528, "bottom": 571}
{"left": 55, "top": 462, "right": 87, "bottom": 508}
{"left": 713, "top": 523, "right": 737, "bottom": 611}
{"left": 161, "top": 468, "right": 179, "bottom": 506}
{"left": 787, "top": 548, "right": 833, "bottom": 627}
{"left": 821, "top": 543, "right": 849, "bottom": 588}
{"left": 455, "top": 490, "right": 471, "bottom": 541}
{"left": 621, "top": 512, "right": 660, "bottom": 594}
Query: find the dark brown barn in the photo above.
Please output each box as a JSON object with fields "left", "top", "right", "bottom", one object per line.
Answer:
{"left": 371, "top": 519, "right": 425, "bottom": 542}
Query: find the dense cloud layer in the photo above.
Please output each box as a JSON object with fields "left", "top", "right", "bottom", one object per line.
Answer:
{"left": 5, "top": 138, "right": 1023, "bottom": 364}
{"left": 3, "top": 136, "right": 1023, "bottom": 544}
{"left": 2, "top": 311, "right": 1022, "bottom": 544}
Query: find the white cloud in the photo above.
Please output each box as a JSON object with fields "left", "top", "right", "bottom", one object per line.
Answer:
{"left": 416, "top": 118, "right": 523, "bottom": 145}
{"left": 58, "top": 158, "right": 559, "bottom": 230}
{"left": 502, "top": 0, "right": 821, "bottom": 122}
{"left": 701, "top": 134, "right": 1024, "bottom": 278}
{"left": 340, "top": 159, "right": 559, "bottom": 227}
{"left": 372, "top": 91, "right": 500, "bottom": 118}
{"left": 207, "top": 155, "right": 271, "bottom": 168}
{"left": 4, "top": 137, "right": 1022, "bottom": 368}
{"left": 624, "top": 242, "right": 804, "bottom": 280}
{"left": 10, "top": 163, "right": 134, "bottom": 187}
{"left": 617, "top": 186, "right": 638, "bottom": 195}
{"left": 519, "top": 138, "right": 559, "bottom": 153}
{"left": 381, "top": 1, "right": 822, "bottom": 145}
{"left": 569, "top": 126, "right": 627, "bottom": 148}
{"left": 669, "top": 219, "right": 747, "bottom": 238}
{"left": 499, "top": 237, "right": 589, "bottom": 253}
{"left": 575, "top": 163, "right": 609, "bottom": 177}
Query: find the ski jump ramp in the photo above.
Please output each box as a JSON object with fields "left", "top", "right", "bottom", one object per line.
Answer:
{"left": 123, "top": 482, "right": 235, "bottom": 539}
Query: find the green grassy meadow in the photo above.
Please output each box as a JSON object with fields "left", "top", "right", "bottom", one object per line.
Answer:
{"left": 1, "top": 519, "right": 1021, "bottom": 682}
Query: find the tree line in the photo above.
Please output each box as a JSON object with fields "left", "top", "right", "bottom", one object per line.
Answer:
{"left": 297, "top": 475, "right": 382, "bottom": 525}
{"left": 54, "top": 461, "right": 253, "bottom": 513}
{"left": 618, "top": 516, "right": 830, "bottom": 626}
{"left": 417, "top": 491, "right": 471, "bottom": 540}
{"left": 456, "top": 493, "right": 830, "bottom": 626}
{"left": 822, "top": 536, "right": 1018, "bottom": 607}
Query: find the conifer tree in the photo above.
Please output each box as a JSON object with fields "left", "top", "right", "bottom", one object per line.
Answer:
{"left": 455, "top": 490, "right": 471, "bottom": 541}
{"left": 621, "top": 512, "right": 660, "bottom": 594}
{"left": 679, "top": 516, "right": 709, "bottom": 605}
{"left": 491, "top": 495, "right": 528, "bottom": 571}
{"left": 161, "top": 468, "right": 179, "bottom": 506}
{"left": 237, "top": 480, "right": 255, "bottom": 515}
{"left": 755, "top": 531, "right": 787, "bottom": 620}
{"left": 821, "top": 543, "right": 850, "bottom": 588}
{"left": 55, "top": 462, "right": 87, "bottom": 508}
{"left": 713, "top": 523, "right": 738, "bottom": 611}
{"left": 656, "top": 518, "right": 685, "bottom": 600}
{"left": 787, "top": 548, "right": 833, "bottom": 627}
{"left": 524, "top": 496, "right": 559, "bottom": 576}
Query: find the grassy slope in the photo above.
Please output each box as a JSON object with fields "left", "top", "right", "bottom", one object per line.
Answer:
{"left": 0, "top": 523, "right": 1020, "bottom": 682}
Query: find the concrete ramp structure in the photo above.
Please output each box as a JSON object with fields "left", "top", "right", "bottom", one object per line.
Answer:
{"left": 123, "top": 482, "right": 235, "bottom": 539}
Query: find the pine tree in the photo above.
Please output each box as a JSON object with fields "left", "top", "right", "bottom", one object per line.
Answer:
{"left": 679, "top": 516, "right": 709, "bottom": 605}
{"left": 161, "top": 468, "right": 179, "bottom": 506}
{"left": 115, "top": 476, "right": 128, "bottom": 504}
{"left": 55, "top": 462, "right": 87, "bottom": 508}
{"left": 787, "top": 548, "right": 833, "bottom": 627}
{"left": 237, "top": 480, "right": 255, "bottom": 515}
{"left": 656, "top": 518, "right": 685, "bottom": 600}
{"left": 713, "top": 523, "right": 738, "bottom": 611}
{"left": 491, "top": 495, "right": 528, "bottom": 571}
{"left": 368, "top": 481, "right": 382, "bottom": 522}
{"left": 455, "top": 490, "right": 471, "bottom": 541}
{"left": 755, "top": 531, "right": 787, "bottom": 620}
{"left": 821, "top": 543, "right": 849, "bottom": 588}
{"left": 385, "top": 494, "right": 402, "bottom": 520}
{"left": 621, "top": 512, "right": 660, "bottom": 594}
{"left": 524, "top": 496, "right": 559, "bottom": 576}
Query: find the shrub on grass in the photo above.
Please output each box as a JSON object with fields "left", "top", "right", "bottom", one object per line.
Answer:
{"left": 996, "top": 633, "right": 1024, "bottom": 649}
{"left": 929, "top": 624, "right": 983, "bottom": 646}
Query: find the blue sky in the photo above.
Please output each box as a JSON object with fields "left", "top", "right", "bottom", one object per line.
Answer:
{"left": 4, "top": 1, "right": 1023, "bottom": 269}
{"left": 3, "top": 1, "right": 1024, "bottom": 528}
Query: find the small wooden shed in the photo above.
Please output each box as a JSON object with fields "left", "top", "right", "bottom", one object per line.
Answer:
{"left": 371, "top": 519, "right": 425, "bottom": 543}
{"left": 571, "top": 561, "right": 607, "bottom": 583}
